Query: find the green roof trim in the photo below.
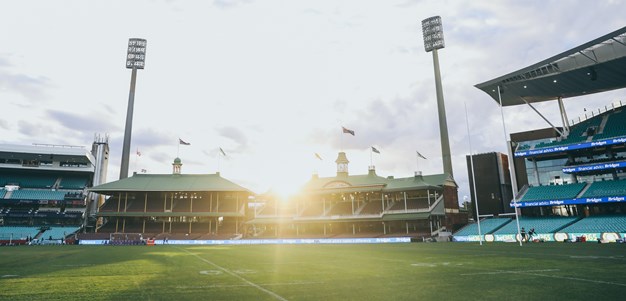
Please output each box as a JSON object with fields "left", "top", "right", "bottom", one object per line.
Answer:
{"left": 302, "top": 171, "right": 455, "bottom": 193}
{"left": 89, "top": 173, "right": 252, "bottom": 194}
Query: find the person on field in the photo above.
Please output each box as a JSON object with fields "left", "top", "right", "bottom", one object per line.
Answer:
{"left": 528, "top": 228, "right": 536, "bottom": 242}
{"left": 521, "top": 227, "right": 527, "bottom": 242}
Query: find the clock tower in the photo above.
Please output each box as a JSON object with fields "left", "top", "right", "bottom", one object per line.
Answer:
{"left": 335, "top": 152, "right": 349, "bottom": 177}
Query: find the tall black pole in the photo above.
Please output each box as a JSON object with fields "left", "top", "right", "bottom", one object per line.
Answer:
{"left": 432, "top": 48, "right": 453, "bottom": 177}
{"left": 422, "top": 16, "right": 453, "bottom": 177}
{"left": 119, "top": 68, "right": 137, "bottom": 179}
{"left": 120, "top": 38, "right": 147, "bottom": 179}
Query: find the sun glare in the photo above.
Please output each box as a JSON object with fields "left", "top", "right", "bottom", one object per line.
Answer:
{"left": 268, "top": 177, "right": 303, "bottom": 200}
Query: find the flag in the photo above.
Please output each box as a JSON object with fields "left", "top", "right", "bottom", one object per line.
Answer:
{"left": 371, "top": 146, "right": 380, "bottom": 154}
{"left": 315, "top": 153, "right": 323, "bottom": 160}
{"left": 179, "top": 138, "right": 190, "bottom": 145}
{"left": 219, "top": 147, "right": 226, "bottom": 156}
{"left": 417, "top": 151, "right": 427, "bottom": 159}
{"left": 342, "top": 126, "right": 355, "bottom": 136}
{"left": 136, "top": 149, "right": 142, "bottom": 156}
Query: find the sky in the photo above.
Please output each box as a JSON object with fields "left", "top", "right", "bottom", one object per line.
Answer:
{"left": 1, "top": 0, "right": 625, "bottom": 202}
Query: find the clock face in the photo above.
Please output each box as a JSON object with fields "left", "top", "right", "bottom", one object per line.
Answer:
{"left": 338, "top": 164, "right": 348, "bottom": 172}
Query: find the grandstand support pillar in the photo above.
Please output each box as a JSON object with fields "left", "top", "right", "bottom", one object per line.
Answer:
{"left": 383, "top": 222, "right": 386, "bottom": 235}
{"left": 404, "top": 192, "right": 408, "bottom": 212}
{"left": 557, "top": 97, "right": 571, "bottom": 138}
{"left": 120, "top": 67, "right": 138, "bottom": 180}
{"left": 429, "top": 217, "right": 433, "bottom": 234}
{"left": 497, "top": 86, "right": 522, "bottom": 247}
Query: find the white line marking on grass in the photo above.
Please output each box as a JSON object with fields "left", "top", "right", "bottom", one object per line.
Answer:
{"left": 462, "top": 269, "right": 626, "bottom": 287}
{"left": 176, "top": 281, "right": 324, "bottom": 290}
{"left": 522, "top": 271, "right": 626, "bottom": 287}
{"left": 176, "top": 246, "right": 289, "bottom": 301}
{"left": 569, "top": 255, "right": 623, "bottom": 259}
{"left": 411, "top": 262, "right": 464, "bottom": 268}
{"left": 461, "top": 269, "right": 560, "bottom": 275}
{"left": 1, "top": 275, "right": 19, "bottom": 278}
{"left": 199, "top": 270, "right": 222, "bottom": 275}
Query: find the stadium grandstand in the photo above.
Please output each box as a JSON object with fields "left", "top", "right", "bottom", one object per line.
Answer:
{"left": 455, "top": 26, "right": 626, "bottom": 243}
{"left": 83, "top": 152, "right": 465, "bottom": 244}
{"left": 0, "top": 136, "right": 109, "bottom": 245}
{"left": 247, "top": 152, "right": 466, "bottom": 241}
{"left": 85, "top": 158, "right": 254, "bottom": 243}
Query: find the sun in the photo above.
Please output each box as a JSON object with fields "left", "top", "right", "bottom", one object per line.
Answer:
{"left": 267, "top": 176, "right": 304, "bottom": 200}
{"left": 261, "top": 167, "right": 311, "bottom": 201}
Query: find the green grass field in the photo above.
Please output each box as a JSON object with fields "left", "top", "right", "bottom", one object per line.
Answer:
{"left": 0, "top": 242, "right": 625, "bottom": 301}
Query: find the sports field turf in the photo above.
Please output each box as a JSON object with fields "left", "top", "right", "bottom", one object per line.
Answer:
{"left": 0, "top": 242, "right": 624, "bottom": 301}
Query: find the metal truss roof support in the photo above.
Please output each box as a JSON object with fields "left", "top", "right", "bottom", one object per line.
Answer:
{"left": 521, "top": 97, "right": 566, "bottom": 138}
{"left": 557, "top": 97, "right": 571, "bottom": 138}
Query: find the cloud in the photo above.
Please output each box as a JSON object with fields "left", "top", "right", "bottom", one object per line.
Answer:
{"left": 47, "top": 110, "right": 120, "bottom": 134}
{"left": 0, "top": 71, "right": 50, "bottom": 102}
{"left": 17, "top": 120, "right": 47, "bottom": 137}
{"left": 0, "top": 57, "right": 11, "bottom": 68}
{"left": 216, "top": 126, "right": 249, "bottom": 152}
{"left": 212, "top": 0, "right": 253, "bottom": 9}
{"left": 132, "top": 128, "right": 176, "bottom": 148}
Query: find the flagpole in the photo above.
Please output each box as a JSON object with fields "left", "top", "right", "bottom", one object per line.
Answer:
{"left": 341, "top": 127, "right": 344, "bottom": 151}
{"left": 132, "top": 150, "right": 137, "bottom": 175}
{"left": 177, "top": 139, "right": 180, "bottom": 157}
{"left": 217, "top": 148, "right": 221, "bottom": 173}
{"left": 370, "top": 147, "right": 373, "bottom": 166}
{"left": 416, "top": 151, "right": 421, "bottom": 174}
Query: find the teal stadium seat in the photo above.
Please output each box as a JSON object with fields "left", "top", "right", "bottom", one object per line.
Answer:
{"left": 593, "top": 109, "right": 626, "bottom": 140}
{"left": 493, "top": 216, "right": 578, "bottom": 235}
{"left": 581, "top": 179, "right": 626, "bottom": 198}
{"left": 454, "top": 217, "right": 512, "bottom": 236}
{"left": 10, "top": 190, "right": 67, "bottom": 201}
{"left": 521, "top": 182, "right": 586, "bottom": 202}
{"left": 562, "top": 215, "right": 626, "bottom": 233}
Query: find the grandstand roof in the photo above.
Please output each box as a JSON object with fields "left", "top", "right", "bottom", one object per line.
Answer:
{"left": 89, "top": 173, "right": 252, "bottom": 194}
{"left": 475, "top": 26, "right": 626, "bottom": 106}
{"left": 0, "top": 143, "right": 94, "bottom": 162}
{"left": 301, "top": 170, "right": 454, "bottom": 195}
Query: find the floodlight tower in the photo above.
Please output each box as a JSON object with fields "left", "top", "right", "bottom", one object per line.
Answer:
{"left": 119, "top": 38, "right": 147, "bottom": 179}
{"left": 422, "top": 16, "right": 453, "bottom": 177}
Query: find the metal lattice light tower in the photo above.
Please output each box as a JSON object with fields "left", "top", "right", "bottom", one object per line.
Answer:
{"left": 119, "top": 38, "right": 147, "bottom": 179}
{"left": 422, "top": 16, "right": 453, "bottom": 177}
